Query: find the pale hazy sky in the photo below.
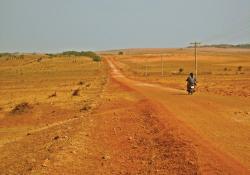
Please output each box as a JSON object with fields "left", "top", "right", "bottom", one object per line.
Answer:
{"left": 0, "top": 0, "right": 249, "bottom": 52}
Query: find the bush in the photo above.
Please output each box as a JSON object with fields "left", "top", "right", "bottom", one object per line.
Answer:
{"left": 118, "top": 51, "right": 123, "bottom": 55}
{"left": 60, "top": 51, "right": 102, "bottom": 62}
{"left": 46, "top": 53, "right": 54, "bottom": 58}
{"left": 92, "top": 55, "right": 102, "bottom": 62}
{"left": 238, "top": 66, "right": 243, "bottom": 71}
{"left": 82, "top": 51, "right": 97, "bottom": 58}
{"left": 10, "top": 102, "right": 32, "bottom": 115}
{"left": 72, "top": 89, "right": 80, "bottom": 96}
{"left": 179, "top": 68, "right": 184, "bottom": 74}
{"left": 0, "top": 53, "right": 11, "bottom": 57}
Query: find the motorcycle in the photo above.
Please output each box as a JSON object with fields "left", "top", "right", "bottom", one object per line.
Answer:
{"left": 187, "top": 84, "right": 196, "bottom": 95}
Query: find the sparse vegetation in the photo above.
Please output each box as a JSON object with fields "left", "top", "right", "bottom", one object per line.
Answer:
{"left": 46, "top": 53, "right": 54, "bottom": 58}
{"left": 238, "top": 66, "right": 243, "bottom": 71}
{"left": 0, "top": 53, "right": 12, "bottom": 57}
{"left": 190, "top": 43, "right": 250, "bottom": 49}
{"left": 179, "top": 68, "right": 184, "bottom": 74}
{"left": 78, "top": 81, "right": 85, "bottom": 85}
{"left": 48, "top": 92, "right": 57, "bottom": 98}
{"left": 61, "top": 51, "right": 102, "bottom": 62}
{"left": 37, "top": 57, "right": 43, "bottom": 62}
{"left": 85, "top": 83, "right": 91, "bottom": 88}
{"left": 10, "top": 102, "right": 32, "bottom": 115}
{"left": 92, "top": 55, "right": 102, "bottom": 62}
{"left": 118, "top": 51, "right": 124, "bottom": 55}
{"left": 72, "top": 89, "right": 80, "bottom": 96}
{"left": 80, "top": 104, "right": 91, "bottom": 111}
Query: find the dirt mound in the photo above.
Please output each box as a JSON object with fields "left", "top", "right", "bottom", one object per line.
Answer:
{"left": 10, "top": 102, "right": 32, "bottom": 115}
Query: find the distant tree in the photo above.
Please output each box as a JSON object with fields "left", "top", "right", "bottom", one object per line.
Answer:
{"left": 60, "top": 50, "right": 101, "bottom": 62}
{"left": 83, "top": 51, "right": 97, "bottom": 58}
{"left": 118, "top": 51, "right": 123, "bottom": 55}
{"left": 92, "top": 55, "right": 102, "bottom": 62}
{"left": 19, "top": 55, "right": 24, "bottom": 59}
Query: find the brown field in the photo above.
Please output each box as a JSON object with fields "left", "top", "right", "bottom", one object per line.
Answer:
{"left": 0, "top": 48, "right": 250, "bottom": 174}
{"left": 110, "top": 48, "right": 250, "bottom": 97}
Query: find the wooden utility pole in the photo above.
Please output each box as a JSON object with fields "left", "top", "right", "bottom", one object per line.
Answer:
{"left": 190, "top": 42, "right": 201, "bottom": 80}
{"left": 161, "top": 56, "right": 164, "bottom": 76}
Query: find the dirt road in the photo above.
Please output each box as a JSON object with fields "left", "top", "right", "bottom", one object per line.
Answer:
{"left": 106, "top": 57, "right": 250, "bottom": 174}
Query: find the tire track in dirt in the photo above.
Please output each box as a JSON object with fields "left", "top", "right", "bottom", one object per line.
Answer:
{"left": 105, "top": 56, "right": 249, "bottom": 174}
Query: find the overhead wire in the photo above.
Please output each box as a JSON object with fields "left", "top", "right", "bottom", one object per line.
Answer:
{"left": 200, "top": 15, "right": 250, "bottom": 45}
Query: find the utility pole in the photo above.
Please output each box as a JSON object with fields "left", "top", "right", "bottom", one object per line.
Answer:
{"left": 161, "top": 56, "right": 164, "bottom": 76}
{"left": 190, "top": 42, "right": 201, "bottom": 81}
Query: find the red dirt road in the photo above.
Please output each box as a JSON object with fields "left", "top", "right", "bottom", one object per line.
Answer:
{"left": 106, "top": 57, "right": 250, "bottom": 174}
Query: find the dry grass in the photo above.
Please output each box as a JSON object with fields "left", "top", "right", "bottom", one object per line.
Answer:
{"left": 107, "top": 48, "right": 250, "bottom": 97}
{"left": 0, "top": 55, "right": 107, "bottom": 111}
{"left": 10, "top": 102, "right": 32, "bottom": 115}
{"left": 0, "top": 54, "right": 107, "bottom": 142}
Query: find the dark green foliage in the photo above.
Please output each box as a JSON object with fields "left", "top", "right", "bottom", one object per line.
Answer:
{"left": 234, "top": 44, "right": 250, "bottom": 48}
{"left": 46, "top": 53, "right": 54, "bottom": 57}
{"left": 61, "top": 51, "right": 82, "bottom": 56}
{"left": 92, "top": 55, "right": 102, "bottom": 62}
{"left": 60, "top": 51, "right": 102, "bottom": 62}
{"left": 190, "top": 43, "right": 250, "bottom": 49}
{"left": 0, "top": 53, "right": 12, "bottom": 57}
{"left": 83, "top": 51, "right": 97, "bottom": 58}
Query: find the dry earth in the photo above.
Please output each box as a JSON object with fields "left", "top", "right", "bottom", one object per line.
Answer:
{"left": 0, "top": 49, "right": 250, "bottom": 174}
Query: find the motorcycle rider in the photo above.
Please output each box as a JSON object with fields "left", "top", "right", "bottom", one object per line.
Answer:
{"left": 186, "top": 72, "right": 196, "bottom": 94}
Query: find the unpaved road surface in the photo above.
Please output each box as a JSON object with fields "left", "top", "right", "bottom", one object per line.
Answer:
{"left": 105, "top": 57, "right": 250, "bottom": 174}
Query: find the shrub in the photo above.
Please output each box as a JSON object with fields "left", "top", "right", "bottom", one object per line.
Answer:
{"left": 118, "top": 51, "right": 123, "bottom": 55}
{"left": 10, "top": 102, "right": 32, "bottom": 115}
{"left": 19, "top": 55, "right": 24, "bottom": 59}
{"left": 60, "top": 51, "right": 101, "bottom": 62}
{"left": 78, "top": 81, "right": 85, "bottom": 85}
{"left": 237, "top": 66, "right": 242, "bottom": 71}
{"left": 48, "top": 92, "right": 57, "bottom": 98}
{"left": 82, "top": 51, "right": 97, "bottom": 58}
{"left": 0, "top": 53, "right": 11, "bottom": 57}
{"left": 72, "top": 89, "right": 80, "bottom": 96}
{"left": 179, "top": 68, "right": 184, "bottom": 74}
{"left": 92, "top": 55, "right": 102, "bottom": 62}
{"left": 46, "top": 53, "right": 54, "bottom": 58}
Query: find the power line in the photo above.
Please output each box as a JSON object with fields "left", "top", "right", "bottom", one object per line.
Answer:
{"left": 201, "top": 17, "right": 250, "bottom": 44}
